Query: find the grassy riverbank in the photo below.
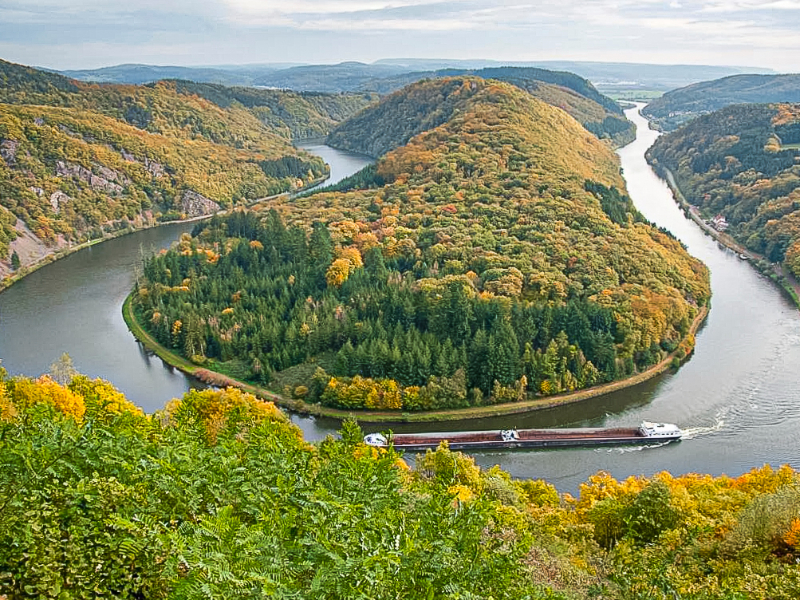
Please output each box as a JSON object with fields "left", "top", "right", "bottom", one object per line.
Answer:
{"left": 124, "top": 292, "right": 708, "bottom": 422}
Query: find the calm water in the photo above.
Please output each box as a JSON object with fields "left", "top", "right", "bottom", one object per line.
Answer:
{"left": 1, "top": 119, "right": 799, "bottom": 492}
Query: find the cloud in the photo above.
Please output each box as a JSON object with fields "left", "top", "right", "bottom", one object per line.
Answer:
{"left": 1, "top": 0, "right": 799, "bottom": 70}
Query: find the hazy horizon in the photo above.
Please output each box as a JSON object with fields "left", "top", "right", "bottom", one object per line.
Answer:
{"left": 1, "top": 1, "right": 799, "bottom": 72}
{"left": 47, "top": 58, "right": 781, "bottom": 74}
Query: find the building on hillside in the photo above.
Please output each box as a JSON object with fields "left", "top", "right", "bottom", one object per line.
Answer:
{"left": 711, "top": 215, "right": 729, "bottom": 232}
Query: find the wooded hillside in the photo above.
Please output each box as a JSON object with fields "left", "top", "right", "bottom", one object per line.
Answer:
{"left": 133, "top": 78, "right": 709, "bottom": 411}
{"left": 643, "top": 74, "right": 800, "bottom": 131}
{"left": 330, "top": 67, "right": 633, "bottom": 153}
{"left": 0, "top": 59, "right": 370, "bottom": 273}
{"left": 647, "top": 103, "right": 800, "bottom": 278}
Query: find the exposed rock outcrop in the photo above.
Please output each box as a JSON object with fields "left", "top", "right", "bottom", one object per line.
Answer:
{"left": 144, "top": 157, "right": 165, "bottom": 178}
{"left": 181, "top": 190, "right": 220, "bottom": 218}
{"left": 49, "top": 191, "right": 71, "bottom": 213}
{"left": 0, "top": 140, "right": 18, "bottom": 166}
{"left": 0, "top": 219, "right": 69, "bottom": 279}
{"left": 55, "top": 160, "right": 124, "bottom": 194}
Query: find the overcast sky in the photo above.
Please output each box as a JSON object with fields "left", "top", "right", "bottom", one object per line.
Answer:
{"left": 1, "top": 0, "right": 798, "bottom": 71}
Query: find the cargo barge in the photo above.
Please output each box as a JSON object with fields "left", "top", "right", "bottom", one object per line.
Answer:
{"left": 363, "top": 421, "right": 682, "bottom": 451}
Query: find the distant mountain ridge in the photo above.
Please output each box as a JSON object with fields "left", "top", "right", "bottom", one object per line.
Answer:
{"left": 58, "top": 59, "right": 773, "bottom": 94}
{"left": 643, "top": 74, "right": 800, "bottom": 131}
{"left": 57, "top": 64, "right": 268, "bottom": 86}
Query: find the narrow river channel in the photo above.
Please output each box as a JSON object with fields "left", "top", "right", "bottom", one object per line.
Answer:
{"left": 1, "top": 113, "right": 799, "bottom": 492}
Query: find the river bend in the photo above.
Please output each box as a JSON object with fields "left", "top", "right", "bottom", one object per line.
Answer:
{"left": 1, "top": 115, "right": 799, "bottom": 492}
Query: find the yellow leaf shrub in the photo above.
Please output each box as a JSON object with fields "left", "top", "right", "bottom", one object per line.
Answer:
{"left": 0, "top": 380, "right": 16, "bottom": 422}
{"left": 68, "top": 375, "right": 142, "bottom": 419}
{"left": 165, "top": 387, "right": 288, "bottom": 444}
{"left": 10, "top": 376, "right": 86, "bottom": 420}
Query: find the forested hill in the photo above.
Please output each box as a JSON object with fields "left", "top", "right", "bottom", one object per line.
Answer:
{"left": 0, "top": 58, "right": 370, "bottom": 276}
{"left": 0, "top": 59, "right": 374, "bottom": 143}
{"left": 326, "top": 78, "right": 486, "bottom": 158}
{"left": 647, "top": 103, "right": 800, "bottom": 278}
{"left": 133, "top": 77, "right": 709, "bottom": 412}
{"left": 171, "top": 81, "right": 375, "bottom": 141}
{"left": 329, "top": 69, "right": 633, "bottom": 154}
{"left": 452, "top": 67, "right": 622, "bottom": 115}
{"left": 643, "top": 74, "right": 800, "bottom": 131}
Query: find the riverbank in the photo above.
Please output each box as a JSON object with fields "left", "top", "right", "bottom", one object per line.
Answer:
{"left": 1, "top": 227, "right": 145, "bottom": 294}
{"left": 658, "top": 166, "right": 800, "bottom": 309}
{"left": 0, "top": 175, "right": 334, "bottom": 295}
{"left": 124, "top": 292, "right": 709, "bottom": 423}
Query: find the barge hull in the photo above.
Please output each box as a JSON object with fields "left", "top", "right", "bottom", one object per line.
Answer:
{"left": 391, "top": 436, "right": 672, "bottom": 451}
{"left": 385, "top": 427, "right": 681, "bottom": 451}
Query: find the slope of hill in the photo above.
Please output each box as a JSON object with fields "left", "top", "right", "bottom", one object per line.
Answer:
{"left": 0, "top": 104, "right": 326, "bottom": 265}
{"left": 0, "top": 59, "right": 353, "bottom": 275}
{"left": 57, "top": 63, "right": 273, "bottom": 86}
{"left": 132, "top": 77, "right": 709, "bottom": 411}
{"left": 331, "top": 68, "right": 633, "bottom": 153}
{"left": 643, "top": 74, "right": 800, "bottom": 131}
{"left": 253, "top": 61, "right": 410, "bottom": 93}
{"left": 0, "top": 60, "right": 374, "bottom": 146}
{"left": 647, "top": 103, "right": 800, "bottom": 278}
{"left": 171, "top": 81, "right": 376, "bottom": 140}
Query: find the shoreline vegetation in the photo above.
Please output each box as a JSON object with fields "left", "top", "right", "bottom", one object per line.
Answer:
{"left": 658, "top": 166, "right": 800, "bottom": 309}
{"left": 0, "top": 174, "right": 330, "bottom": 295}
{"left": 123, "top": 291, "right": 708, "bottom": 422}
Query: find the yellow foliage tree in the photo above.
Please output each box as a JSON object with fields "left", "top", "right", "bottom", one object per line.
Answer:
{"left": 164, "top": 387, "right": 288, "bottom": 444}
{"left": 326, "top": 258, "right": 352, "bottom": 287}
{"left": 68, "top": 375, "right": 142, "bottom": 419}
{"left": 10, "top": 376, "right": 86, "bottom": 420}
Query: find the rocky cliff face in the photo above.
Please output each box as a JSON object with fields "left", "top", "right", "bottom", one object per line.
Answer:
{"left": 180, "top": 190, "right": 220, "bottom": 218}
{"left": 0, "top": 140, "right": 18, "bottom": 166}
{"left": 55, "top": 161, "right": 127, "bottom": 194}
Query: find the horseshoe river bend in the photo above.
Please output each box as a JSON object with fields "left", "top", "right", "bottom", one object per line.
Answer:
{"left": 1, "top": 112, "right": 799, "bottom": 492}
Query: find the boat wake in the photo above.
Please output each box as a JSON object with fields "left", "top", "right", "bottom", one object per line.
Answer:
{"left": 681, "top": 419, "right": 725, "bottom": 440}
{"left": 595, "top": 440, "right": 674, "bottom": 454}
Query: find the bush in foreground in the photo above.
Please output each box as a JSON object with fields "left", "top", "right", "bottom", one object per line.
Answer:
{"left": 1, "top": 367, "right": 799, "bottom": 599}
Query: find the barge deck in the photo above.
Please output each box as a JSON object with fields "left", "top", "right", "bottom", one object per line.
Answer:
{"left": 364, "top": 422, "right": 682, "bottom": 451}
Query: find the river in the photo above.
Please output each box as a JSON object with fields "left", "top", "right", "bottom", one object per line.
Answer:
{"left": 1, "top": 114, "right": 799, "bottom": 492}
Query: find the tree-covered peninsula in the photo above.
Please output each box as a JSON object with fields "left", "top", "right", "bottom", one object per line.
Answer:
{"left": 2, "top": 368, "right": 800, "bottom": 598}
{"left": 647, "top": 103, "right": 800, "bottom": 280}
{"left": 0, "top": 59, "right": 373, "bottom": 275}
{"left": 132, "top": 77, "right": 709, "bottom": 412}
